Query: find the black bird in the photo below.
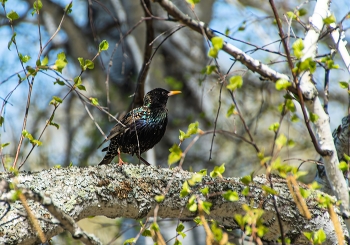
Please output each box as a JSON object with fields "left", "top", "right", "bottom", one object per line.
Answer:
{"left": 99, "top": 88, "right": 181, "bottom": 166}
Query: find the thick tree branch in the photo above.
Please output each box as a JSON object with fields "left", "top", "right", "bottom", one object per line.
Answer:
{"left": 296, "top": 0, "right": 350, "bottom": 214}
{"left": 0, "top": 165, "right": 347, "bottom": 245}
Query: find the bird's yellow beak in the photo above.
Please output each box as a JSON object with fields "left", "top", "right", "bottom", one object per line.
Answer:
{"left": 168, "top": 91, "right": 181, "bottom": 96}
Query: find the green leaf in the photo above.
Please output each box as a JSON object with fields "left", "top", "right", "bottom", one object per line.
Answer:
{"left": 77, "top": 84, "right": 86, "bottom": 91}
{"left": 188, "top": 173, "right": 202, "bottom": 186}
{"left": 193, "top": 216, "right": 202, "bottom": 225}
{"left": 150, "top": 222, "right": 160, "bottom": 231}
{"left": 291, "top": 114, "right": 299, "bottom": 122}
{"left": 78, "top": 57, "right": 84, "bottom": 69}
{"left": 241, "top": 175, "right": 252, "bottom": 185}
{"left": 22, "top": 130, "right": 31, "bottom": 139}
{"left": 41, "top": 56, "right": 49, "bottom": 66}
{"left": 11, "top": 190, "right": 21, "bottom": 201}
{"left": 54, "top": 79, "right": 65, "bottom": 86}
{"left": 155, "top": 195, "right": 165, "bottom": 203}
{"left": 0, "top": 116, "right": 4, "bottom": 126}
{"left": 343, "top": 153, "right": 350, "bottom": 161}
{"left": 22, "top": 130, "right": 41, "bottom": 146}
{"left": 256, "top": 224, "right": 269, "bottom": 238}
{"left": 222, "top": 190, "right": 239, "bottom": 202}
{"left": 275, "top": 79, "right": 291, "bottom": 90}
{"left": 286, "top": 11, "right": 296, "bottom": 19}
{"left": 208, "top": 47, "right": 218, "bottom": 58}
{"left": 303, "top": 231, "right": 313, "bottom": 241}
{"left": 200, "top": 187, "right": 209, "bottom": 195}
{"left": 174, "top": 238, "right": 183, "bottom": 244}
{"left": 168, "top": 144, "right": 182, "bottom": 166}
{"left": 202, "top": 201, "right": 212, "bottom": 214}
{"left": 198, "top": 169, "right": 207, "bottom": 176}
{"left": 26, "top": 66, "right": 37, "bottom": 76}
{"left": 54, "top": 52, "right": 68, "bottom": 73}
{"left": 142, "top": 229, "right": 152, "bottom": 237}
{"left": 292, "top": 38, "right": 304, "bottom": 59}
{"left": 19, "top": 53, "right": 31, "bottom": 63}
{"left": 1, "top": 143, "right": 10, "bottom": 149}
{"left": 227, "top": 75, "right": 243, "bottom": 91}
{"left": 210, "top": 163, "right": 225, "bottom": 178}
{"left": 309, "top": 181, "right": 321, "bottom": 190}
{"left": 180, "top": 181, "right": 190, "bottom": 198}
{"left": 226, "top": 104, "right": 235, "bottom": 117}
{"left": 57, "top": 52, "right": 65, "bottom": 60}
{"left": 142, "top": 229, "right": 151, "bottom": 237}
{"left": 298, "top": 8, "right": 307, "bottom": 16}
{"left": 74, "top": 76, "right": 82, "bottom": 85}
{"left": 186, "top": 0, "right": 200, "bottom": 4}
{"left": 7, "top": 10, "right": 19, "bottom": 21}
{"left": 187, "top": 195, "right": 197, "bottom": 212}
{"left": 309, "top": 112, "right": 319, "bottom": 123}
{"left": 85, "top": 59, "right": 94, "bottom": 70}
{"left": 323, "top": 14, "right": 336, "bottom": 25}
{"left": 298, "top": 57, "right": 316, "bottom": 73}
{"left": 176, "top": 223, "right": 185, "bottom": 232}
{"left": 242, "top": 186, "right": 250, "bottom": 196}
{"left": 268, "top": 122, "right": 279, "bottom": 132}
{"left": 206, "top": 65, "right": 216, "bottom": 75}
{"left": 317, "top": 193, "right": 332, "bottom": 208}
{"left": 338, "top": 161, "right": 348, "bottom": 172}
{"left": 187, "top": 121, "right": 199, "bottom": 136}
{"left": 90, "top": 97, "right": 99, "bottom": 106}
{"left": 285, "top": 99, "right": 295, "bottom": 112}
{"left": 33, "top": 0, "right": 42, "bottom": 12}
{"left": 276, "top": 134, "right": 287, "bottom": 148}
{"left": 99, "top": 40, "right": 109, "bottom": 52}
{"left": 313, "top": 228, "right": 326, "bottom": 244}
{"left": 287, "top": 139, "right": 295, "bottom": 148}
{"left": 32, "top": 139, "right": 42, "bottom": 146}
{"left": 65, "top": 2, "right": 73, "bottom": 14}
{"left": 339, "top": 81, "right": 349, "bottom": 89}
{"left": 8, "top": 32, "right": 16, "bottom": 50}
{"left": 299, "top": 188, "right": 311, "bottom": 198}
{"left": 179, "top": 130, "right": 186, "bottom": 142}
{"left": 234, "top": 214, "right": 245, "bottom": 227}
{"left": 52, "top": 96, "right": 63, "bottom": 103}
{"left": 262, "top": 185, "right": 278, "bottom": 195}
{"left": 321, "top": 56, "right": 339, "bottom": 69}
{"left": 211, "top": 222, "right": 223, "bottom": 241}
{"left": 123, "top": 238, "right": 135, "bottom": 245}
{"left": 180, "top": 122, "right": 200, "bottom": 142}
{"left": 211, "top": 37, "right": 224, "bottom": 50}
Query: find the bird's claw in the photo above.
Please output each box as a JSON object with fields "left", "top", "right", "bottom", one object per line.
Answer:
{"left": 117, "top": 158, "right": 127, "bottom": 166}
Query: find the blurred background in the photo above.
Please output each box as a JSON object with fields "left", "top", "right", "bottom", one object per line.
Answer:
{"left": 0, "top": 0, "right": 350, "bottom": 244}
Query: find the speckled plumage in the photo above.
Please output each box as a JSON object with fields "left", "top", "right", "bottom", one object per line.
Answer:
{"left": 99, "top": 88, "right": 180, "bottom": 165}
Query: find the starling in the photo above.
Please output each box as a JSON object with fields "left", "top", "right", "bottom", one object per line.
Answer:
{"left": 99, "top": 88, "right": 181, "bottom": 166}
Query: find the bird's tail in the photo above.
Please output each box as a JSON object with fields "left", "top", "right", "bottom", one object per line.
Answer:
{"left": 98, "top": 156, "right": 113, "bottom": 165}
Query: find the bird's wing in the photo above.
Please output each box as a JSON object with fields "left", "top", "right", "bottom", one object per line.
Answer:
{"left": 97, "top": 108, "right": 148, "bottom": 148}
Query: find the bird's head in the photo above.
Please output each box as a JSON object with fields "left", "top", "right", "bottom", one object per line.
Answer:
{"left": 143, "top": 88, "right": 181, "bottom": 108}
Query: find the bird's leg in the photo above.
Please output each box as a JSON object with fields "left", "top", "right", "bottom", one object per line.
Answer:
{"left": 137, "top": 155, "right": 151, "bottom": 166}
{"left": 117, "top": 148, "right": 126, "bottom": 166}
